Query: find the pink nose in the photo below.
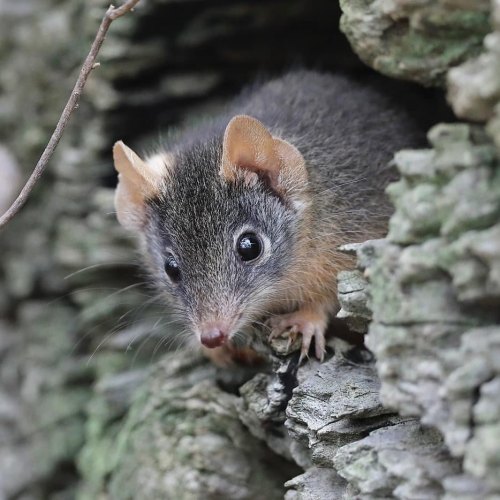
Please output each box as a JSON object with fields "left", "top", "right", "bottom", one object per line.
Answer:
{"left": 200, "top": 327, "right": 227, "bottom": 348}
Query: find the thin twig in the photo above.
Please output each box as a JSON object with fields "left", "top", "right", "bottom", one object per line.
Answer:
{"left": 0, "top": 0, "right": 141, "bottom": 230}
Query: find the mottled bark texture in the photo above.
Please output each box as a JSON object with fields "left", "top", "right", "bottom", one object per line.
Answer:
{"left": 0, "top": 0, "right": 499, "bottom": 499}
{"left": 339, "top": 0, "right": 490, "bottom": 87}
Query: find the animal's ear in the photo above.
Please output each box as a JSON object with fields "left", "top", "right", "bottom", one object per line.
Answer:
{"left": 113, "top": 141, "right": 164, "bottom": 231}
{"left": 221, "top": 115, "right": 307, "bottom": 197}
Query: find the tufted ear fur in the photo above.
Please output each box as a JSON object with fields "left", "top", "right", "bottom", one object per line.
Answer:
{"left": 113, "top": 141, "right": 166, "bottom": 231}
{"left": 220, "top": 115, "right": 307, "bottom": 199}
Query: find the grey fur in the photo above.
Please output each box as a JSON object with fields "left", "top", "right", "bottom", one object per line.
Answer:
{"left": 143, "top": 70, "right": 424, "bottom": 336}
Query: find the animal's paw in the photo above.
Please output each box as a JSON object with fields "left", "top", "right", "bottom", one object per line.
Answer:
{"left": 267, "top": 308, "right": 328, "bottom": 362}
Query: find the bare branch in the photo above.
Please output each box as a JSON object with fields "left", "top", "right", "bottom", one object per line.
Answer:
{"left": 0, "top": 0, "right": 142, "bottom": 230}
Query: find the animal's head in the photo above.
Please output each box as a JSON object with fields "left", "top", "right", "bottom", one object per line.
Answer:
{"left": 113, "top": 115, "right": 309, "bottom": 349}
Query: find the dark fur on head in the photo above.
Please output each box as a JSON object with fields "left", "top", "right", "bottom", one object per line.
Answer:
{"left": 144, "top": 138, "right": 299, "bottom": 340}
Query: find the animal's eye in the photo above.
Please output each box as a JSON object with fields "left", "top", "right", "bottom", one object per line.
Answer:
{"left": 236, "top": 233, "right": 262, "bottom": 262}
{"left": 164, "top": 253, "right": 181, "bottom": 282}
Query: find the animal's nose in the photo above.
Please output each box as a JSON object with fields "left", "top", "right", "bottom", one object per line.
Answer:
{"left": 200, "top": 326, "right": 227, "bottom": 348}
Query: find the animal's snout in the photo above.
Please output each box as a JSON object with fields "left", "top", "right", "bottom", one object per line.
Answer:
{"left": 200, "top": 324, "right": 227, "bottom": 348}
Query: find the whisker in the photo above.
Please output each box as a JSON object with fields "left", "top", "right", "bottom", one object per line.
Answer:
{"left": 64, "top": 262, "right": 133, "bottom": 280}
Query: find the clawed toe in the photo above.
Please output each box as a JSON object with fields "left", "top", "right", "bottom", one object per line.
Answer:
{"left": 297, "top": 325, "right": 325, "bottom": 363}
{"left": 314, "top": 329, "right": 326, "bottom": 362}
{"left": 298, "top": 332, "right": 312, "bottom": 363}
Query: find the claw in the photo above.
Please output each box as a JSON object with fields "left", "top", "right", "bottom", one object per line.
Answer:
{"left": 298, "top": 343, "right": 309, "bottom": 364}
{"left": 314, "top": 329, "right": 326, "bottom": 362}
{"left": 268, "top": 329, "right": 278, "bottom": 341}
{"left": 267, "top": 319, "right": 280, "bottom": 341}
